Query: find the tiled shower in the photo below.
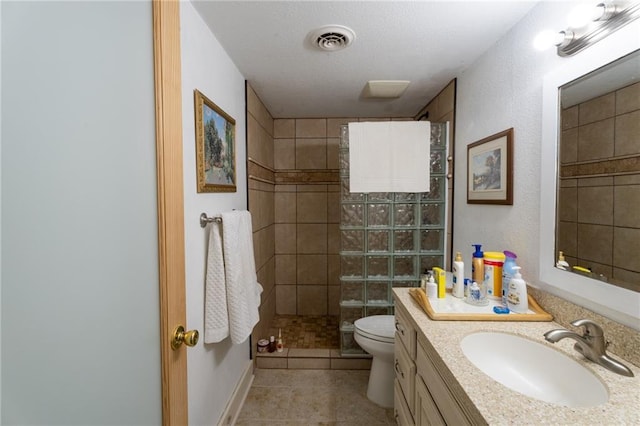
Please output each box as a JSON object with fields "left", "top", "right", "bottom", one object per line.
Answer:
{"left": 338, "top": 123, "right": 449, "bottom": 355}
{"left": 246, "top": 81, "right": 456, "bottom": 357}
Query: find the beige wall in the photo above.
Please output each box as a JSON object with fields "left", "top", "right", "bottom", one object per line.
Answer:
{"left": 558, "top": 81, "right": 640, "bottom": 291}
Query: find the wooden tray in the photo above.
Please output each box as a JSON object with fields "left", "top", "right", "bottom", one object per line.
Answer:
{"left": 409, "top": 288, "right": 553, "bottom": 322}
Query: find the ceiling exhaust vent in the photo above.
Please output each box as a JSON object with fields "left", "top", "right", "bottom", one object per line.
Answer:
{"left": 308, "top": 25, "right": 355, "bottom": 51}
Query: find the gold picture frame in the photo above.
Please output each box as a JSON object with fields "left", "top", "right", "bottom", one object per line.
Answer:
{"left": 194, "top": 89, "right": 236, "bottom": 193}
{"left": 467, "top": 128, "right": 513, "bottom": 205}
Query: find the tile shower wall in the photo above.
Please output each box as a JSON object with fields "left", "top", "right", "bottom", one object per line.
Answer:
{"left": 273, "top": 118, "right": 412, "bottom": 317}
{"left": 559, "top": 82, "right": 640, "bottom": 291}
{"left": 340, "top": 123, "right": 449, "bottom": 354}
{"left": 247, "top": 85, "right": 276, "bottom": 355}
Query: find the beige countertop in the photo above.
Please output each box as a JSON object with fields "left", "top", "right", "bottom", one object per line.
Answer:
{"left": 393, "top": 288, "right": 640, "bottom": 425}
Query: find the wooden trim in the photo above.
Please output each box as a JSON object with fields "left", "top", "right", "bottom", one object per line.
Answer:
{"left": 153, "top": 1, "right": 188, "bottom": 424}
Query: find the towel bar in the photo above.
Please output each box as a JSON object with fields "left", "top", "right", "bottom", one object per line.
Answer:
{"left": 200, "top": 212, "right": 222, "bottom": 228}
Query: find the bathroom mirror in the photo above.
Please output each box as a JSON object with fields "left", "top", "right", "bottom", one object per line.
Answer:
{"left": 556, "top": 49, "right": 640, "bottom": 291}
{"left": 540, "top": 22, "right": 640, "bottom": 330}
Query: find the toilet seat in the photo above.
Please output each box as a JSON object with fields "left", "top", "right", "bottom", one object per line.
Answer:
{"left": 354, "top": 315, "right": 395, "bottom": 344}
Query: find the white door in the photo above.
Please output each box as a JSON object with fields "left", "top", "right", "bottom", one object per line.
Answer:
{"left": 1, "top": 1, "right": 164, "bottom": 423}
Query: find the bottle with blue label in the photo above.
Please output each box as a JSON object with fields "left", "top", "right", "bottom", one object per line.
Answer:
{"left": 502, "top": 251, "right": 518, "bottom": 306}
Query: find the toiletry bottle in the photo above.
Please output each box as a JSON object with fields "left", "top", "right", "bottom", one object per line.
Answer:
{"left": 507, "top": 266, "right": 528, "bottom": 313}
{"left": 276, "top": 329, "right": 284, "bottom": 353}
{"left": 420, "top": 269, "right": 429, "bottom": 290}
{"left": 465, "top": 281, "right": 488, "bottom": 306}
{"left": 556, "top": 251, "right": 569, "bottom": 270}
{"left": 268, "top": 335, "right": 276, "bottom": 353}
{"left": 426, "top": 273, "right": 437, "bottom": 299}
{"left": 502, "top": 251, "right": 518, "bottom": 306}
{"left": 483, "top": 251, "right": 505, "bottom": 300}
{"left": 432, "top": 266, "right": 446, "bottom": 298}
{"left": 471, "top": 244, "right": 484, "bottom": 285}
{"left": 452, "top": 252, "right": 464, "bottom": 298}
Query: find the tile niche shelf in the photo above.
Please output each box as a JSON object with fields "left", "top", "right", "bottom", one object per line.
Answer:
{"left": 339, "top": 123, "right": 449, "bottom": 355}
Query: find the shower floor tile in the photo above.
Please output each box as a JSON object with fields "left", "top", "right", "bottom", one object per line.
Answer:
{"left": 267, "top": 315, "right": 339, "bottom": 349}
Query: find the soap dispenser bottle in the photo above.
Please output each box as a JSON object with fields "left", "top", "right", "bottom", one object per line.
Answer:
{"left": 507, "top": 266, "right": 528, "bottom": 313}
{"left": 426, "top": 273, "right": 438, "bottom": 299}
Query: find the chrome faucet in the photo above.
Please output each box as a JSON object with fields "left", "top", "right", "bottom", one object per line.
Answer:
{"left": 544, "top": 319, "right": 634, "bottom": 377}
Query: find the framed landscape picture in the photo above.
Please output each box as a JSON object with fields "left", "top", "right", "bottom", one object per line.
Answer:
{"left": 194, "top": 89, "right": 236, "bottom": 193}
{"left": 467, "top": 128, "right": 513, "bottom": 205}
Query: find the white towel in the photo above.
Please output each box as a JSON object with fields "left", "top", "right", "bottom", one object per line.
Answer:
{"left": 204, "top": 220, "right": 229, "bottom": 343}
{"left": 348, "top": 121, "right": 430, "bottom": 193}
{"left": 221, "top": 210, "right": 263, "bottom": 344}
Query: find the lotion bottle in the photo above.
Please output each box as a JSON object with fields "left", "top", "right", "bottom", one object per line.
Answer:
{"left": 507, "top": 266, "right": 528, "bottom": 313}
{"left": 471, "top": 244, "right": 484, "bottom": 285}
{"left": 556, "top": 251, "right": 569, "bottom": 270}
{"left": 452, "top": 252, "right": 464, "bottom": 298}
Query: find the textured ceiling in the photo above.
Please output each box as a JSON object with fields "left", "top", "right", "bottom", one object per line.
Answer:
{"left": 192, "top": 1, "right": 539, "bottom": 118}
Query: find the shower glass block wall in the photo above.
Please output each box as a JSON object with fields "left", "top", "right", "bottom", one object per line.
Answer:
{"left": 339, "top": 123, "right": 449, "bottom": 355}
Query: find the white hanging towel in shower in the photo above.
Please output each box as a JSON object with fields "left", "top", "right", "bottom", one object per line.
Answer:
{"left": 221, "top": 210, "right": 263, "bottom": 345}
{"left": 348, "top": 121, "right": 430, "bottom": 193}
{"left": 204, "top": 219, "right": 229, "bottom": 343}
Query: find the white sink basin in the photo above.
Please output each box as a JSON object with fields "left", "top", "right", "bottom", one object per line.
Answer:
{"left": 460, "top": 332, "right": 608, "bottom": 407}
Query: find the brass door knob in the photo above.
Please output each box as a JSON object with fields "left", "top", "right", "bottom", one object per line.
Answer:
{"left": 171, "top": 325, "right": 199, "bottom": 350}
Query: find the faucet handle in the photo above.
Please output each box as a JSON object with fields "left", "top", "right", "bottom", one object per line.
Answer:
{"left": 571, "top": 319, "right": 604, "bottom": 337}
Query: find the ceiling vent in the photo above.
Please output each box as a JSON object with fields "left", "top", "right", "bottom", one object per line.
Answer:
{"left": 308, "top": 25, "right": 355, "bottom": 51}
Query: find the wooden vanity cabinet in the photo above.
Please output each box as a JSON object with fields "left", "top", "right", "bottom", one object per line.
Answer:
{"left": 394, "top": 305, "right": 416, "bottom": 424}
{"left": 394, "top": 305, "right": 487, "bottom": 426}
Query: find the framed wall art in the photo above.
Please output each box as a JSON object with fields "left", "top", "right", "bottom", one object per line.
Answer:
{"left": 467, "top": 128, "right": 513, "bottom": 205}
{"left": 194, "top": 89, "right": 236, "bottom": 193}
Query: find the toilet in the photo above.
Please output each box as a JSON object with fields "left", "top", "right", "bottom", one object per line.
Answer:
{"left": 353, "top": 315, "right": 396, "bottom": 408}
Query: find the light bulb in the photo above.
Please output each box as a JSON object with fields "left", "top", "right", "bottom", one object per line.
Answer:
{"left": 533, "top": 30, "right": 569, "bottom": 51}
{"left": 568, "top": 3, "right": 605, "bottom": 28}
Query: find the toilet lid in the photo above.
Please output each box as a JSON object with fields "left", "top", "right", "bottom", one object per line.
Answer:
{"left": 354, "top": 315, "right": 395, "bottom": 343}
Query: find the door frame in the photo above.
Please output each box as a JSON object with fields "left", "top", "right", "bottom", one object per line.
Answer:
{"left": 152, "top": 1, "right": 188, "bottom": 424}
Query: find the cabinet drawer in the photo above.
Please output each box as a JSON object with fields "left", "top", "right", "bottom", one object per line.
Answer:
{"left": 416, "top": 340, "right": 472, "bottom": 426}
{"left": 394, "top": 336, "right": 416, "bottom": 415}
{"left": 394, "top": 379, "right": 415, "bottom": 426}
{"left": 395, "top": 306, "right": 416, "bottom": 359}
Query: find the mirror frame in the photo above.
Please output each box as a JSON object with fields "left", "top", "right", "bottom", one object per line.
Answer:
{"left": 540, "top": 21, "right": 640, "bottom": 330}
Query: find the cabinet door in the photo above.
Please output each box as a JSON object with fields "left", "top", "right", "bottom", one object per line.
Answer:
{"left": 415, "top": 375, "right": 445, "bottom": 426}
{"left": 395, "top": 306, "right": 417, "bottom": 359}
{"left": 395, "top": 334, "right": 416, "bottom": 414}
{"left": 394, "top": 380, "right": 415, "bottom": 425}
{"left": 416, "top": 341, "right": 472, "bottom": 425}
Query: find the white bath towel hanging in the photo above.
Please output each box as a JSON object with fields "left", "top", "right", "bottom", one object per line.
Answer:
{"left": 204, "top": 220, "right": 229, "bottom": 343}
{"left": 348, "top": 121, "right": 430, "bottom": 193}
{"left": 221, "top": 210, "right": 263, "bottom": 344}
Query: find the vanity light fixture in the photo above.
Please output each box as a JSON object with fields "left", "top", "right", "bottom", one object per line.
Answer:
{"left": 534, "top": 1, "right": 640, "bottom": 57}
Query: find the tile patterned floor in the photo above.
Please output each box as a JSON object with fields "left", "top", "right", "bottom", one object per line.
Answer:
{"left": 267, "top": 315, "right": 340, "bottom": 349}
{"left": 237, "top": 369, "right": 395, "bottom": 425}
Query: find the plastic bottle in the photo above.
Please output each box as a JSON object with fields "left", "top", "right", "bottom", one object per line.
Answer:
{"left": 452, "top": 252, "right": 465, "bottom": 298}
{"left": 426, "top": 274, "right": 437, "bottom": 299}
{"left": 483, "top": 251, "right": 505, "bottom": 300}
{"left": 268, "top": 335, "right": 276, "bottom": 353}
{"left": 465, "top": 281, "right": 488, "bottom": 306}
{"left": 471, "top": 244, "right": 484, "bottom": 285}
{"left": 556, "top": 251, "right": 569, "bottom": 270}
{"left": 502, "top": 251, "right": 518, "bottom": 306}
{"left": 507, "top": 266, "right": 528, "bottom": 313}
{"left": 276, "top": 329, "right": 284, "bottom": 352}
